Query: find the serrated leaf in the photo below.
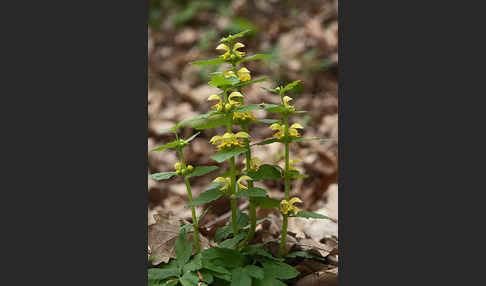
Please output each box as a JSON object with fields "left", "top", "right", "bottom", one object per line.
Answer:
{"left": 190, "top": 58, "right": 226, "bottom": 66}
{"left": 234, "top": 187, "right": 268, "bottom": 198}
{"left": 179, "top": 278, "right": 197, "bottom": 286}
{"left": 186, "top": 165, "right": 219, "bottom": 179}
{"left": 257, "top": 165, "right": 283, "bottom": 180}
{"left": 243, "top": 265, "right": 264, "bottom": 280}
{"left": 148, "top": 268, "right": 180, "bottom": 281}
{"left": 181, "top": 271, "right": 199, "bottom": 285}
{"left": 151, "top": 141, "right": 180, "bottom": 152}
{"left": 231, "top": 267, "right": 252, "bottom": 286}
{"left": 209, "top": 75, "right": 240, "bottom": 88}
{"left": 175, "top": 227, "right": 192, "bottom": 268}
{"left": 261, "top": 86, "right": 279, "bottom": 94}
{"left": 183, "top": 253, "right": 203, "bottom": 273}
{"left": 151, "top": 172, "right": 177, "bottom": 181}
{"left": 202, "top": 259, "right": 231, "bottom": 275}
{"left": 285, "top": 251, "right": 315, "bottom": 259}
{"left": 234, "top": 77, "right": 268, "bottom": 88}
{"left": 193, "top": 116, "right": 227, "bottom": 130}
{"left": 292, "top": 211, "right": 331, "bottom": 219}
{"left": 260, "top": 260, "right": 299, "bottom": 280}
{"left": 253, "top": 197, "right": 280, "bottom": 209}
{"left": 220, "top": 29, "right": 252, "bottom": 42}
{"left": 242, "top": 244, "right": 282, "bottom": 261}
{"left": 264, "top": 104, "right": 288, "bottom": 114}
{"left": 199, "top": 270, "right": 214, "bottom": 284}
{"left": 291, "top": 137, "right": 333, "bottom": 143}
{"left": 202, "top": 247, "right": 246, "bottom": 268}
{"left": 210, "top": 147, "right": 248, "bottom": 163}
{"left": 214, "top": 225, "right": 232, "bottom": 243}
{"left": 179, "top": 113, "right": 213, "bottom": 127}
{"left": 184, "top": 132, "right": 200, "bottom": 144}
{"left": 236, "top": 53, "right": 268, "bottom": 64}
{"left": 253, "top": 138, "right": 281, "bottom": 146}
{"left": 234, "top": 104, "right": 263, "bottom": 112}
{"left": 219, "top": 233, "right": 246, "bottom": 249}
{"left": 280, "top": 80, "right": 302, "bottom": 93}
{"left": 187, "top": 189, "right": 224, "bottom": 207}
{"left": 164, "top": 280, "right": 179, "bottom": 286}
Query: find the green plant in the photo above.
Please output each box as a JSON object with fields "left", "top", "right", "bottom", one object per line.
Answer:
{"left": 149, "top": 30, "right": 332, "bottom": 285}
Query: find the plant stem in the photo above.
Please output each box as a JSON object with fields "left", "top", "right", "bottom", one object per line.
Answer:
{"left": 226, "top": 118, "right": 239, "bottom": 236}
{"left": 176, "top": 144, "right": 200, "bottom": 253}
{"left": 241, "top": 124, "right": 256, "bottom": 247}
{"left": 279, "top": 114, "right": 290, "bottom": 257}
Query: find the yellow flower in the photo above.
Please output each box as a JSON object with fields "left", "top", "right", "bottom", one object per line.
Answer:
{"left": 280, "top": 197, "right": 302, "bottom": 215}
{"left": 237, "top": 175, "right": 253, "bottom": 191}
{"left": 233, "top": 111, "right": 255, "bottom": 122}
{"left": 207, "top": 94, "right": 224, "bottom": 112}
{"left": 243, "top": 157, "right": 262, "bottom": 171}
{"left": 213, "top": 177, "right": 231, "bottom": 191}
{"left": 210, "top": 131, "right": 249, "bottom": 151}
{"left": 174, "top": 162, "right": 182, "bottom": 170}
{"left": 283, "top": 96, "right": 293, "bottom": 108}
{"left": 223, "top": 70, "right": 236, "bottom": 78}
{"left": 228, "top": 92, "right": 243, "bottom": 107}
{"left": 289, "top": 159, "right": 302, "bottom": 171}
{"left": 233, "top": 42, "right": 245, "bottom": 58}
{"left": 237, "top": 67, "right": 251, "bottom": 82}
{"left": 269, "top": 122, "right": 303, "bottom": 139}
{"left": 216, "top": 43, "right": 230, "bottom": 59}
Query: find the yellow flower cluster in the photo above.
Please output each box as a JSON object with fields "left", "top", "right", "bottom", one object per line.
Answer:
{"left": 269, "top": 123, "right": 304, "bottom": 139}
{"left": 289, "top": 159, "right": 302, "bottom": 171}
{"left": 280, "top": 197, "right": 302, "bottom": 215}
{"left": 223, "top": 67, "right": 251, "bottom": 82}
{"left": 207, "top": 92, "right": 243, "bottom": 112}
{"left": 216, "top": 42, "right": 245, "bottom": 59}
{"left": 243, "top": 157, "right": 262, "bottom": 172}
{"left": 233, "top": 111, "right": 255, "bottom": 122}
{"left": 212, "top": 175, "right": 252, "bottom": 192}
{"left": 174, "top": 162, "right": 193, "bottom": 176}
{"left": 210, "top": 131, "right": 249, "bottom": 151}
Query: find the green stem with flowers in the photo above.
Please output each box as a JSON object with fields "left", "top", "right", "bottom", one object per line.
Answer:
{"left": 279, "top": 104, "right": 291, "bottom": 256}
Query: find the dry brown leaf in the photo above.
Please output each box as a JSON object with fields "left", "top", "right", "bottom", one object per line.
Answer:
{"left": 296, "top": 267, "right": 338, "bottom": 286}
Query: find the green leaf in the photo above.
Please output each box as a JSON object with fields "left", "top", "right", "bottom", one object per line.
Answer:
{"left": 214, "top": 225, "right": 232, "bottom": 243}
{"left": 190, "top": 58, "right": 226, "bottom": 66}
{"left": 186, "top": 165, "right": 219, "bottom": 179}
{"left": 234, "top": 77, "right": 268, "bottom": 88}
{"left": 264, "top": 104, "right": 287, "bottom": 114}
{"left": 242, "top": 218, "right": 270, "bottom": 230}
{"left": 202, "top": 247, "right": 247, "bottom": 268}
{"left": 291, "top": 137, "right": 333, "bottom": 143}
{"left": 285, "top": 251, "right": 326, "bottom": 261}
{"left": 202, "top": 259, "right": 231, "bottom": 275}
{"left": 187, "top": 189, "right": 224, "bottom": 207}
{"left": 260, "top": 260, "right": 299, "bottom": 280}
{"left": 209, "top": 75, "right": 240, "bottom": 88}
{"left": 151, "top": 172, "right": 177, "bottom": 181}
{"left": 183, "top": 253, "right": 203, "bottom": 273}
{"left": 175, "top": 227, "right": 193, "bottom": 268}
{"left": 234, "top": 187, "right": 268, "bottom": 198}
{"left": 234, "top": 104, "right": 264, "bottom": 112}
{"left": 199, "top": 270, "right": 214, "bottom": 284}
{"left": 193, "top": 116, "right": 227, "bottom": 130}
{"left": 181, "top": 272, "right": 199, "bottom": 285}
{"left": 184, "top": 132, "right": 200, "bottom": 144}
{"left": 219, "top": 233, "right": 246, "bottom": 249}
{"left": 261, "top": 87, "right": 279, "bottom": 94}
{"left": 253, "top": 138, "right": 281, "bottom": 146}
{"left": 210, "top": 147, "right": 248, "bottom": 163}
{"left": 253, "top": 197, "right": 280, "bottom": 209}
{"left": 179, "top": 113, "right": 213, "bottom": 127}
{"left": 164, "top": 280, "right": 179, "bottom": 286}
{"left": 256, "top": 164, "right": 283, "bottom": 180}
{"left": 292, "top": 211, "right": 331, "bottom": 219}
{"left": 280, "top": 80, "right": 302, "bottom": 94}
{"left": 220, "top": 29, "right": 252, "bottom": 43}
{"left": 151, "top": 141, "right": 180, "bottom": 152}
{"left": 243, "top": 265, "right": 264, "bottom": 280}
{"left": 148, "top": 268, "right": 180, "bottom": 281}
{"left": 237, "top": 53, "right": 268, "bottom": 64}
{"left": 242, "top": 244, "right": 282, "bottom": 261}
{"left": 179, "top": 278, "right": 197, "bottom": 286}
{"left": 253, "top": 119, "right": 280, "bottom": 124}
{"left": 231, "top": 267, "right": 252, "bottom": 286}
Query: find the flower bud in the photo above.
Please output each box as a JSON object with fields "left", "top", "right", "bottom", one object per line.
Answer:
{"left": 176, "top": 169, "right": 182, "bottom": 176}
{"left": 181, "top": 168, "right": 188, "bottom": 176}
{"left": 187, "top": 165, "right": 194, "bottom": 172}
{"left": 225, "top": 103, "right": 232, "bottom": 111}
{"left": 174, "top": 162, "right": 181, "bottom": 170}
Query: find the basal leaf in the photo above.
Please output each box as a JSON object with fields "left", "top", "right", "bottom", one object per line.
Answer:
{"left": 199, "top": 270, "right": 214, "bottom": 284}
{"left": 147, "top": 268, "right": 180, "bottom": 281}
{"left": 181, "top": 271, "right": 199, "bottom": 285}
{"left": 175, "top": 227, "right": 192, "bottom": 268}
{"left": 231, "top": 267, "right": 252, "bottom": 286}
{"left": 243, "top": 265, "right": 264, "bottom": 280}
{"left": 202, "top": 259, "right": 231, "bottom": 275}
{"left": 202, "top": 247, "right": 246, "bottom": 268}
{"left": 242, "top": 218, "right": 270, "bottom": 230}
{"left": 186, "top": 165, "right": 219, "bottom": 179}
{"left": 260, "top": 260, "right": 299, "bottom": 280}
{"left": 210, "top": 147, "right": 248, "bottom": 163}
{"left": 219, "top": 233, "right": 246, "bottom": 249}
{"left": 187, "top": 189, "right": 224, "bottom": 207}
{"left": 190, "top": 58, "right": 226, "bottom": 66}
{"left": 151, "top": 172, "right": 177, "bottom": 181}
{"left": 183, "top": 253, "right": 203, "bottom": 273}
{"left": 292, "top": 211, "right": 331, "bottom": 220}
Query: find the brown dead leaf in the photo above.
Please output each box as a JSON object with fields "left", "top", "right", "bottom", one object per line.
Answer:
{"left": 296, "top": 267, "right": 338, "bottom": 286}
